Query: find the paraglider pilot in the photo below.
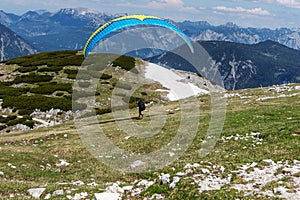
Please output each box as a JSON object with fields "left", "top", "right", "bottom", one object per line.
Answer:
{"left": 138, "top": 99, "right": 146, "bottom": 118}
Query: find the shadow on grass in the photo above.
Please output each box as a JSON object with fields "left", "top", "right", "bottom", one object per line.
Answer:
{"left": 98, "top": 116, "right": 142, "bottom": 124}
{"left": 80, "top": 113, "right": 167, "bottom": 127}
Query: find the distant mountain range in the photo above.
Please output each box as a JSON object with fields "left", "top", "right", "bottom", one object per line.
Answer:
{"left": 1, "top": 8, "right": 300, "bottom": 53}
{"left": 0, "top": 8, "right": 300, "bottom": 90}
{"left": 0, "top": 24, "right": 37, "bottom": 61}
{"left": 177, "top": 21, "right": 300, "bottom": 51}
{"left": 0, "top": 8, "right": 125, "bottom": 52}
{"left": 148, "top": 40, "right": 300, "bottom": 90}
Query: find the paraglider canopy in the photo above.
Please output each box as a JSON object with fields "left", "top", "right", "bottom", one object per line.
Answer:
{"left": 83, "top": 15, "right": 194, "bottom": 57}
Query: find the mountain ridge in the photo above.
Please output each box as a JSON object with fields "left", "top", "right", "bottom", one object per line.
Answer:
{"left": 1, "top": 8, "right": 300, "bottom": 53}
{"left": 0, "top": 23, "right": 37, "bottom": 61}
{"left": 147, "top": 40, "right": 300, "bottom": 90}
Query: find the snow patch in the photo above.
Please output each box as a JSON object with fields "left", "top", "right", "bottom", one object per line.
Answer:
{"left": 145, "top": 63, "right": 209, "bottom": 101}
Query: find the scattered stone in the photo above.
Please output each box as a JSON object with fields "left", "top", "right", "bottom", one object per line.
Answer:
{"left": 94, "top": 192, "right": 120, "bottom": 200}
{"left": 192, "top": 163, "right": 200, "bottom": 168}
{"left": 106, "top": 182, "right": 124, "bottom": 194}
{"left": 175, "top": 172, "right": 186, "bottom": 176}
{"left": 0, "top": 171, "right": 4, "bottom": 176}
{"left": 124, "top": 136, "right": 131, "bottom": 140}
{"left": 72, "top": 180, "right": 85, "bottom": 186}
{"left": 159, "top": 173, "right": 170, "bottom": 184}
{"left": 7, "top": 163, "right": 16, "bottom": 169}
{"left": 220, "top": 166, "right": 225, "bottom": 173}
{"left": 129, "top": 179, "right": 155, "bottom": 197}
{"left": 195, "top": 174, "right": 232, "bottom": 192}
{"left": 44, "top": 193, "right": 51, "bottom": 199}
{"left": 137, "top": 180, "right": 155, "bottom": 188}
{"left": 250, "top": 162, "right": 258, "bottom": 168}
{"left": 46, "top": 163, "right": 51, "bottom": 170}
{"left": 55, "top": 159, "right": 70, "bottom": 167}
{"left": 201, "top": 168, "right": 210, "bottom": 174}
{"left": 168, "top": 152, "right": 175, "bottom": 157}
{"left": 169, "top": 177, "right": 180, "bottom": 189}
{"left": 230, "top": 159, "right": 300, "bottom": 199}
{"left": 53, "top": 190, "right": 64, "bottom": 196}
{"left": 72, "top": 192, "right": 88, "bottom": 200}
{"left": 224, "top": 93, "right": 241, "bottom": 98}
{"left": 267, "top": 85, "right": 292, "bottom": 93}
{"left": 256, "top": 93, "right": 298, "bottom": 101}
{"left": 150, "top": 193, "right": 165, "bottom": 199}
{"left": 93, "top": 182, "right": 126, "bottom": 200}
{"left": 221, "top": 132, "right": 263, "bottom": 146}
{"left": 184, "top": 163, "right": 193, "bottom": 169}
{"left": 87, "top": 182, "right": 98, "bottom": 187}
{"left": 13, "top": 124, "right": 31, "bottom": 131}
{"left": 263, "top": 159, "right": 274, "bottom": 164}
{"left": 122, "top": 185, "right": 133, "bottom": 191}
{"left": 130, "top": 160, "right": 146, "bottom": 170}
{"left": 28, "top": 188, "right": 46, "bottom": 199}
{"left": 56, "top": 182, "right": 69, "bottom": 185}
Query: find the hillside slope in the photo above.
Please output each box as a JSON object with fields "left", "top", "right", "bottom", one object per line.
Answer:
{"left": 0, "top": 50, "right": 219, "bottom": 133}
{"left": 0, "top": 83, "right": 299, "bottom": 199}
{"left": 0, "top": 24, "right": 37, "bottom": 61}
{"left": 148, "top": 40, "right": 300, "bottom": 90}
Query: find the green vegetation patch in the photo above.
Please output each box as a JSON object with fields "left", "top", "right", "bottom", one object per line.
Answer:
{"left": 67, "top": 73, "right": 77, "bottom": 79}
{"left": 112, "top": 55, "right": 135, "bottom": 71}
{"left": 12, "top": 73, "right": 53, "bottom": 84}
{"left": 0, "top": 85, "right": 21, "bottom": 97}
{"left": 37, "top": 66, "right": 64, "bottom": 72}
{"left": 0, "top": 115, "right": 34, "bottom": 128}
{"left": 30, "top": 82, "right": 72, "bottom": 95}
{"left": 0, "top": 83, "right": 29, "bottom": 98}
{"left": 100, "top": 73, "right": 112, "bottom": 80}
{"left": 64, "top": 68, "right": 79, "bottom": 79}
{"left": 3, "top": 50, "right": 84, "bottom": 67}
{"left": 140, "top": 183, "right": 169, "bottom": 196}
{"left": 15, "top": 66, "right": 38, "bottom": 73}
{"left": 2, "top": 95, "right": 86, "bottom": 112}
{"left": 64, "top": 69, "right": 78, "bottom": 75}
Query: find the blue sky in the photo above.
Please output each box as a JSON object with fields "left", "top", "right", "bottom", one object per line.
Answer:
{"left": 1, "top": 0, "right": 300, "bottom": 29}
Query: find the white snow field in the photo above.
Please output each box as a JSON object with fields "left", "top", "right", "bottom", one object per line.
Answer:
{"left": 145, "top": 63, "right": 209, "bottom": 101}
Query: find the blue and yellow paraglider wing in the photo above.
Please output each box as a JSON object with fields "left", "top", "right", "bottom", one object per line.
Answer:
{"left": 83, "top": 15, "right": 194, "bottom": 57}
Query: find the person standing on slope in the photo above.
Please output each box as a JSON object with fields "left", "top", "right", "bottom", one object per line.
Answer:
{"left": 138, "top": 99, "right": 146, "bottom": 118}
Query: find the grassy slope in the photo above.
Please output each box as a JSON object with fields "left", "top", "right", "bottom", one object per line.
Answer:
{"left": 0, "top": 51, "right": 162, "bottom": 132}
{"left": 0, "top": 83, "right": 299, "bottom": 199}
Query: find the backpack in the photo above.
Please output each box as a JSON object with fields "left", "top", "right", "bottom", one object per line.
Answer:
{"left": 138, "top": 100, "right": 145, "bottom": 111}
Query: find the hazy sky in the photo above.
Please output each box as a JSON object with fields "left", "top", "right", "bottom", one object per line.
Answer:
{"left": 1, "top": 0, "right": 300, "bottom": 29}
